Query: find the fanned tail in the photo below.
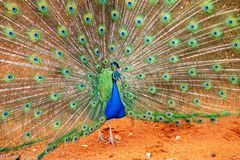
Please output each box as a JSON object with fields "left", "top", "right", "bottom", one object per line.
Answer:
{"left": 0, "top": 0, "right": 239, "bottom": 159}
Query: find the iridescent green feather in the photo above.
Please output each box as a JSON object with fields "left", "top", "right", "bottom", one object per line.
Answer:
{"left": 119, "top": 26, "right": 128, "bottom": 39}
{"left": 2, "top": 72, "right": 14, "bottom": 82}
{"left": 225, "top": 16, "right": 239, "bottom": 28}
{"left": 148, "top": 0, "right": 159, "bottom": 5}
{"left": 53, "top": 49, "right": 65, "bottom": 59}
{"left": 50, "top": 93, "right": 61, "bottom": 101}
{"left": 111, "top": 9, "right": 120, "bottom": 22}
{"left": 124, "top": 45, "right": 133, "bottom": 56}
{"left": 144, "top": 35, "right": 154, "bottom": 45}
{"left": 3, "top": 1, "right": 20, "bottom": 15}
{"left": 187, "top": 20, "right": 200, "bottom": 32}
{"left": 78, "top": 34, "right": 87, "bottom": 46}
{"left": 34, "top": 74, "right": 45, "bottom": 83}
{"left": 2, "top": 26, "right": 17, "bottom": 39}
{"left": 149, "top": 86, "right": 157, "bottom": 94}
{"left": 57, "top": 25, "right": 68, "bottom": 37}
{"left": 108, "top": 42, "right": 117, "bottom": 53}
{"left": 210, "top": 27, "right": 223, "bottom": 39}
{"left": 28, "top": 54, "right": 42, "bottom": 64}
{"left": 66, "top": 0, "right": 77, "bottom": 15}
{"left": 232, "top": 38, "right": 240, "bottom": 51}
{"left": 201, "top": 0, "right": 215, "bottom": 14}
{"left": 135, "top": 14, "right": 145, "bottom": 28}
{"left": 37, "top": 0, "right": 49, "bottom": 14}
{"left": 83, "top": 13, "right": 94, "bottom": 25}
{"left": 169, "top": 38, "right": 181, "bottom": 47}
{"left": 61, "top": 67, "right": 71, "bottom": 77}
{"left": 26, "top": 29, "right": 42, "bottom": 42}
{"left": 97, "top": 68, "right": 113, "bottom": 102}
{"left": 98, "top": 25, "right": 106, "bottom": 36}
{"left": 76, "top": 83, "right": 86, "bottom": 91}
{"left": 164, "top": 0, "right": 176, "bottom": 5}
{"left": 162, "top": 72, "right": 172, "bottom": 81}
{"left": 98, "top": 0, "right": 107, "bottom": 5}
{"left": 125, "top": 0, "right": 136, "bottom": 9}
{"left": 161, "top": 12, "right": 172, "bottom": 24}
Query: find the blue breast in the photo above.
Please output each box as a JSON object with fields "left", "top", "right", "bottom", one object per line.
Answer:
{"left": 104, "top": 72, "right": 125, "bottom": 120}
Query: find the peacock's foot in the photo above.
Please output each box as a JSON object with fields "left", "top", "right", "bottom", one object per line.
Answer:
{"left": 97, "top": 130, "right": 107, "bottom": 142}
{"left": 106, "top": 134, "right": 118, "bottom": 146}
{"left": 97, "top": 134, "right": 107, "bottom": 142}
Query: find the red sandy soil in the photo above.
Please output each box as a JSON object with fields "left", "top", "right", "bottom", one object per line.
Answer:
{"left": 1, "top": 117, "right": 240, "bottom": 160}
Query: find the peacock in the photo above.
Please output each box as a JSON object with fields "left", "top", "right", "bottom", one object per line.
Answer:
{"left": 0, "top": 0, "right": 240, "bottom": 159}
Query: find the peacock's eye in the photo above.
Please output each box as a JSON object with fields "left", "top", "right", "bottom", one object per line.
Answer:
{"left": 41, "top": 6, "right": 46, "bottom": 10}
{"left": 228, "top": 20, "right": 233, "bottom": 24}
{"left": 69, "top": 7, "right": 73, "bottom": 11}
{"left": 12, "top": 7, "right": 17, "bottom": 12}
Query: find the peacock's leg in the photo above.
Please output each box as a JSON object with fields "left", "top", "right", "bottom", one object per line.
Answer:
{"left": 106, "top": 120, "right": 118, "bottom": 146}
{"left": 131, "top": 117, "right": 135, "bottom": 127}
{"left": 97, "top": 129, "right": 106, "bottom": 142}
